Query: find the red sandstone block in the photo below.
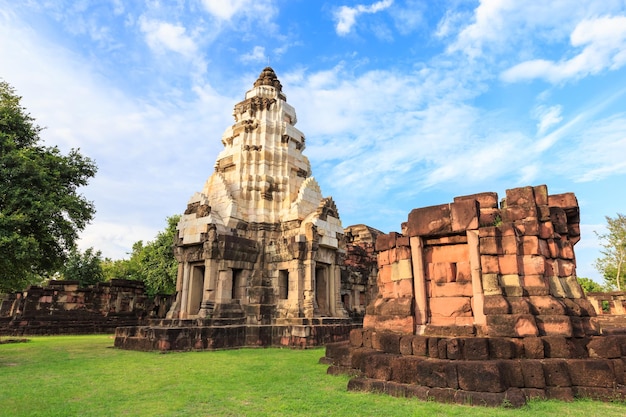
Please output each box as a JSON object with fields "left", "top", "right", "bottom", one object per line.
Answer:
{"left": 446, "top": 338, "right": 462, "bottom": 360}
{"left": 559, "top": 241, "right": 574, "bottom": 260}
{"left": 486, "top": 314, "right": 538, "bottom": 338}
{"left": 393, "top": 279, "right": 413, "bottom": 298}
{"left": 399, "top": 335, "right": 413, "bottom": 355}
{"left": 456, "top": 261, "right": 471, "bottom": 282}
{"left": 522, "top": 274, "right": 547, "bottom": 288}
{"left": 431, "top": 282, "right": 473, "bottom": 298}
{"left": 538, "top": 239, "right": 550, "bottom": 258}
{"left": 540, "top": 336, "right": 572, "bottom": 358}
{"left": 550, "top": 207, "right": 568, "bottom": 234}
{"left": 538, "top": 205, "right": 551, "bottom": 221}
{"left": 508, "top": 297, "right": 531, "bottom": 314}
{"left": 521, "top": 359, "right": 547, "bottom": 388}
{"left": 457, "top": 361, "right": 506, "bottom": 392}
{"left": 506, "top": 186, "right": 536, "bottom": 208}
{"left": 528, "top": 296, "right": 566, "bottom": 315}
{"left": 406, "top": 204, "right": 452, "bottom": 237}
{"left": 430, "top": 262, "right": 455, "bottom": 284}
{"left": 416, "top": 359, "right": 449, "bottom": 387}
{"left": 480, "top": 236, "right": 500, "bottom": 255}
{"left": 546, "top": 387, "right": 574, "bottom": 402}
{"left": 429, "top": 243, "right": 469, "bottom": 263}
{"left": 395, "top": 245, "right": 412, "bottom": 261}
{"left": 377, "top": 297, "right": 413, "bottom": 316}
{"left": 430, "top": 297, "right": 472, "bottom": 317}
{"left": 450, "top": 199, "right": 479, "bottom": 232}
{"left": 587, "top": 337, "right": 621, "bottom": 359}
{"left": 479, "top": 225, "right": 498, "bottom": 238}
{"left": 542, "top": 359, "right": 572, "bottom": 387}
{"left": 454, "top": 317, "right": 474, "bottom": 326}
{"left": 488, "top": 338, "right": 516, "bottom": 359}
{"left": 377, "top": 316, "right": 414, "bottom": 334}
{"left": 499, "top": 254, "right": 519, "bottom": 275}
{"left": 479, "top": 208, "right": 501, "bottom": 226}
{"left": 379, "top": 264, "right": 392, "bottom": 283}
{"left": 377, "top": 250, "right": 391, "bottom": 268}
{"left": 522, "top": 337, "right": 544, "bottom": 359}
{"left": 573, "top": 386, "right": 626, "bottom": 402}
{"left": 390, "top": 355, "right": 422, "bottom": 383}
{"left": 349, "top": 329, "right": 364, "bottom": 347}
{"left": 518, "top": 218, "right": 540, "bottom": 236}
{"left": 375, "top": 233, "right": 397, "bottom": 252}
{"left": 520, "top": 236, "right": 540, "bottom": 255}
{"left": 567, "top": 359, "right": 616, "bottom": 388}
{"left": 412, "top": 336, "right": 428, "bottom": 356}
{"left": 430, "top": 316, "right": 457, "bottom": 326}
{"left": 534, "top": 185, "right": 548, "bottom": 206}
{"left": 501, "top": 235, "right": 518, "bottom": 255}
{"left": 537, "top": 316, "right": 573, "bottom": 338}
{"left": 454, "top": 192, "right": 498, "bottom": 209}
{"left": 481, "top": 255, "right": 500, "bottom": 274}
{"left": 463, "top": 337, "right": 489, "bottom": 360}
{"left": 396, "top": 235, "right": 410, "bottom": 247}
{"left": 548, "top": 192, "right": 578, "bottom": 210}
{"left": 557, "top": 259, "right": 575, "bottom": 277}
{"left": 364, "top": 353, "right": 392, "bottom": 380}
{"left": 500, "top": 360, "right": 525, "bottom": 387}
{"left": 521, "top": 255, "right": 546, "bottom": 276}
{"left": 483, "top": 295, "right": 510, "bottom": 315}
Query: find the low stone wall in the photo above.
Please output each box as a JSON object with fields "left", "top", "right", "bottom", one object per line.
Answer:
{"left": 0, "top": 279, "right": 173, "bottom": 335}
{"left": 324, "top": 329, "right": 626, "bottom": 407}
{"left": 115, "top": 319, "right": 360, "bottom": 351}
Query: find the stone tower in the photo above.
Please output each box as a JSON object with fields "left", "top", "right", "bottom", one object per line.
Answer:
{"left": 167, "top": 67, "right": 348, "bottom": 330}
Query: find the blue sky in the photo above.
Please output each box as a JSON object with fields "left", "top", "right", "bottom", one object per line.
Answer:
{"left": 2, "top": 1, "right": 626, "bottom": 283}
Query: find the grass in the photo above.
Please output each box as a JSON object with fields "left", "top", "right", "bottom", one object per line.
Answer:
{"left": 1, "top": 335, "right": 625, "bottom": 416}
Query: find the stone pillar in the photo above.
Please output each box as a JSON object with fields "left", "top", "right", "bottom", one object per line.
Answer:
{"left": 304, "top": 259, "right": 315, "bottom": 318}
{"left": 410, "top": 236, "right": 428, "bottom": 332}
{"left": 180, "top": 262, "right": 190, "bottom": 318}
{"left": 467, "top": 230, "right": 486, "bottom": 326}
{"left": 215, "top": 269, "right": 232, "bottom": 303}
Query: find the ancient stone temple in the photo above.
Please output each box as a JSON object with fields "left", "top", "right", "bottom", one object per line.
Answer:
{"left": 115, "top": 67, "right": 358, "bottom": 350}
{"left": 324, "top": 185, "right": 626, "bottom": 406}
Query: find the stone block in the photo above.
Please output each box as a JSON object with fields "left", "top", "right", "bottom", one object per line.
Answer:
{"left": 520, "top": 236, "right": 540, "bottom": 255}
{"left": 550, "top": 207, "right": 568, "bottom": 234}
{"left": 404, "top": 384, "right": 431, "bottom": 401}
{"left": 500, "top": 360, "right": 525, "bottom": 387}
{"left": 415, "top": 359, "right": 449, "bottom": 387}
{"left": 454, "top": 192, "right": 498, "bottom": 209}
{"left": 541, "top": 336, "right": 572, "bottom": 358}
{"left": 378, "top": 264, "right": 392, "bottom": 284}
{"left": 499, "top": 255, "right": 519, "bottom": 275}
{"left": 430, "top": 297, "right": 472, "bottom": 318}
{"left": 501, "top": 235, "right": 519, "bottom": 255}
{"left": 450, "top": 199, "right": 479, "bottom": 232}
{"left": 500, "top": 274, "right": 520, "bottom": 287}
{"left": 567, "top": 359, "right": 616, "bottom": 388}
{"left": 587, "top": 337, "right": 622, "bottom": 359}
{"left": 349, "top": 329, "right": 363, "bottom": 347}
{"left": 486, "top": 314, "right": 538, "bottom": 337}
{"left": 548, "top": 192, "right": 578, "bottom": 211}
{"left": 559, "top": 276, "right": 583, "bottom": 299}
{"left": 520, "top": 255, "right": 546, "bottom": 276}
{"left": 488, "top": 338, "right": 516, "bottom": 359}
{"left": 539, "top": 221, "right": 554, "bottom": 239}
{"left": 463, "top": 337, "right": 490, "bottom": 360}
{"left": 399, "top": 335, "right": 413, "bottom": 355}
{"left": 545, "top": 387, "right": 574, "bottom": 402}
{"left": 377, "top": 297, "right": 413, "bottom": 316}
{"left": 546, "top": 276, "right": 567, "bottom": 298}
{"left": 446, "top": 338, "right": 463, "bottom": 360}
{"left": 521, "top": 359, "right": 546, "bottom": 388}
{"left": 412, "top": 336, "right": 428, "bottom": 356}
{"left": 428, "top": 337, "right": 440, "bottom": 358}
{"left": 483, "top": 295, "right": 510, "bottom": 314}
{"left": 431, "top": 282, "right": 473, "bottom": 298}
{"left": 508, "top": 297, "right": 532, "bottom": 314}
{"left": 536, "top": 316, "right": 573, "bottom": 337}
{"left": 480, "top": 236, "right": 500, "bottom": 255}
{"left": 364, "top": 353, "right": 392, "bottom": 380}
{"left": 457, "top": 361, "right": 506, "bottom": 392}
{"left": 375, "top": 233, "right": 397, "bottom": 252}
{"left": 456, "top": 261, "right": 471, "bottom": 282}
{"left": 406, "top": 204, "right": 452, "bottom": 237}
{"left": 390, "top": 355, "right": 422, "bottom": 384}
{"left": 378, "top": 332, "right": 401, "bottom": 354}
{"left": 479, "top": 208, "right": 501, "bottom": 227}
{"left": 429, "top": 262, "right": 455, "bottom": 283}
{"left": 481, "top": 255, "right": 500, "bottom": 274}
{"left": 523, "top": 337, "right": 545, "bottom": 359}
{"left": 528, "top": 296, "right": 566, "bottom": 315}
{"left": 438, "top": 339, "right": 448, "bottom": 359}
{"left": 391, "top": 259, "right": 413, "bottom": 281}
{"left": 522, "top": 388, "right": 547, "bottom": 400}
{"left": 482, "top": 274, "right": 502, "bottom": 296}
{"left": 391, "top": 279, "right": 413, "bottom": 298}
{"left": 542, "top": 359, "right": 572, "bottom": 387}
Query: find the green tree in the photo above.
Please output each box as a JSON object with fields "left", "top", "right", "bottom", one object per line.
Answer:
{"left": 61, "top": 247, "right": 105, "bottom": 287}
{"left": 101, "top": 216, "right": 179, "bottom": 296}
{"left": 0, "top": 81, "right": 97, "bottom": 292}
{"left": 577, "top": 276, "right": 605, "bottom": 294}
{"left": 594, "top": 213, "right": 626, "bottom": 291}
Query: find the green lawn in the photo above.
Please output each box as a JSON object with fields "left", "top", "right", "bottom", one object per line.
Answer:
{"left": 1, "top": 335, "right": 625, "bottom": 416}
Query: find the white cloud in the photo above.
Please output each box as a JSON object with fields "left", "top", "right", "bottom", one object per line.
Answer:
{"left": 139, "top": 17, "right": 198, "bottom": 57}
{"left": 201, "top": 0, "right": 251, "bottom": 21}
{"left": 502, "top": 15, "right": 626, "bottom": 83}
{"left": 533, "top": 105, "right": 563, "bottom": 135}
{"left": 241, "top": 46, "right": 266, "bottom": 63}
{"left": 334, "top": 0, "right": 393, "bottom": 36}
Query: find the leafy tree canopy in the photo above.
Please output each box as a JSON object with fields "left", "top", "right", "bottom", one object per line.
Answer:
{"left": 61, "top": 247, "right": 105, "bottom": 287}
{"left": 577, "top": 276, "right": 605, "bottom": 294}
{"left": 102, "top": 215, "right": 179, "bottom": 296}
{"left": 594, "top": 213, "right": 626, "bottom": 291}
{"left": 0, "top": 81, "right": 97, "bottom": 292}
